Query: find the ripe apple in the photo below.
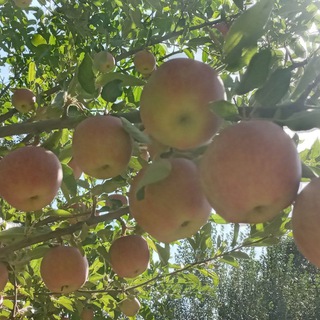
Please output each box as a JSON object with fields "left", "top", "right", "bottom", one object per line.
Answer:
{"left": 11, "top": 88, "right": 36, "bottom": 113}
{"left": 80, "top": 308, "right": 94, "bottom": 320}
{"left": 129, "top": 158, "right": 212, "bottom": 243}
{"left": 40, "top": 246, "right": 89, "bottom": 294}
{"left": 140, "top": 58, "right": 226, "bottom": 150}
{"left": 109, "top": 235, "right": 150, "bottom": 278}
{"left": 119, "top": 297, "right": 141, "bottom": 317}
{"left": 13, "top": 0, "right": 32, "bottom": 8}
{"left": 134, "top": 50, "right": 156, "bottom": 75}
{"left": 93, "top": 51, "right": 115, "bottom": 73}
{"left": 68, "top": 157, "right": 82, "bottom": 180}
{"left": 292, "top": 178, "right": 320, "bottom": 267}
{"left": 214, "top": 22, "right": 229, "bottom": 37}
{"left": 0, "top": 146, "right": 63, "bottom": 212}
{"left": 72, "top": 115, "right": 133, "bottom": 179}
{"left": 200, "top": 120, "right": 302, "bottom": 224}
{"left": 0, "top": 262, "right": 8, "bottom": 292}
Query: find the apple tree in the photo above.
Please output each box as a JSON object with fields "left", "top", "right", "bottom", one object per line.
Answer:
{"left": 0, "top": 0, "right": 320, "bottom": 319}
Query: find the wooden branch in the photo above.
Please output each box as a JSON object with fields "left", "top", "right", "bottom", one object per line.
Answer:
{"left": 0, "top": 207, "right": 129, "bottom": 258}
{"left": 0, "top": 117, "right": 83, "bottom": 138}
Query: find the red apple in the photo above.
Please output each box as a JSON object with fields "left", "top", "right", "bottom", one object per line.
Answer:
{"left": 140, "top": 58, "right": 225, "bottom": 150}
{"left": 129, "top": 158, "right": 212, "bottom": 243}
{"left": 200, "top": 120, "right": 302, "bottom": 223}
{"left": 109, "top": 235, "right": 150, "bottom": 278}
{"left": 40, "top": 246, "right": 89, "bottom": 294}
{"left": 292, "top": 178, "right": 320, "bottom": 267}
{"left": 72, "top": 115, "right": 133, "bottom": 179}
{"left": 80, "top": 308, "right": 94, "bottom": 320}
{"left": 0, "top": 146, "right": 63, "bottom": 212}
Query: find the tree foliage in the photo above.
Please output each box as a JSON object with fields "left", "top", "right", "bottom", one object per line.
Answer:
{"left": 0, "top": 0, "right": 319, "bottom": 319}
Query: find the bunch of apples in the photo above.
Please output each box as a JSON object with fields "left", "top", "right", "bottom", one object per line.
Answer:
{"left": 1, "top": 55, "right": 319, "bottom": 318}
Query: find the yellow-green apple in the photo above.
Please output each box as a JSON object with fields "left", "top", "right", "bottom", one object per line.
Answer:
{"left": 80, "top": 308, "right": 94, "bottom": 320}
{"left": 119, "top": 297, "right": 141, "bottom": 317}
{"left": 0, "top": 146, "right": 63, "bottom": 211}
{"left": 11, "top": 88, "right": 36, "bottom": 113}
{"left": 13, "top": 0, "right": 32, "bottom": 8}
{"left": 0, "top": 262, "right": 8, "bottom": 292}
{"left": 129, "top": 158, "right": 212, "bottom": 243}
{"left": 292, "top": 178, "right": 320, "bottom": 267}
{"left": 68, "top": 157, "right": 82, "bottom": 180}
{"left": 140, "top": 58, "right": 225, "bottom": 150}
{"left": 200, "top": 120, "right": 301, "bottom": 224}
{"left": 40, "top": 246, "right": 88, "bottom": 294}
{"left": 109, "top": 235, "right": 150, "bottom": 278}
{"left": 72, "top": 115, "right": 133, "bottom": 179}
{"left": 93, "top": 51, "right": 115, "bottom": 73}
{"left": 105, "top": 193, "right": 128, "bottom": 209}
{"left": 134, "top": 50, "right": 156, "bottom": 75}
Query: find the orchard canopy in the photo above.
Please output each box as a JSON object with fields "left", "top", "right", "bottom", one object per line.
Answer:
{"left": 0, "top": 0, "right": 319, "bottom": 319}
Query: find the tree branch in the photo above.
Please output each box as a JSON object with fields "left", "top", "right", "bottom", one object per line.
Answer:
{"left": 0, "top": 207, "right": 129, "bottom": 258}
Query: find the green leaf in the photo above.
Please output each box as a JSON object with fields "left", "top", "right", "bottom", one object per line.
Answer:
{"left": 31, "top": 34, "right": 47, "bottom": 47}
{"left": 27, "top": 61, "right": 36, "bottom": 84}
{"left": 61, "top": 164, "right": 78, "bottom": 198}
{"left": 209, "top": 100, "right": 239, "bottom": 121}
{"left": 291, "top": 54, "right": 320, "bottom": 100}
{"left": 229, "top": 251, "right": 251, "bottom": 260}
{"left": 223, "top": 0, "right": 274, "bottom": 69}
{"left": 301, "top": 162, "right": 318, "bottom": 179}
{"left": 120, "top": 117, "right": 151, "bottom": 144}
{"left": 220, "top": 255, "right": 239, "bottom": 268}
{"left": 231, "top": 223, "right": 240, "bottom": 247}
{"left": 236, "top": 48, "right": 272, "bottom": 94}
{"left": 55, "top": 296, "right": 74, "bottom": 311}
{"left": 101, "top": 79, "right": 123, "bottom": 102}
{"left": 281, "top": 109, "right": 320, "bottom": 131}
{"left": 135, "top": 159, "right": 172, "bottom": 200}
{"left": 254, "top": 68, "right": 292, "bottom": 106}
{"left": 155, "top": 243, "right": 170, "bottom": 265}
{"left": 78, "top": 53, "right": 96, "bottom": 95}
{"left": 96, "top": 72, "right": 145, "bottom": 87}
{"left": 233, "top": 0, "right": 244, "bottom": 10}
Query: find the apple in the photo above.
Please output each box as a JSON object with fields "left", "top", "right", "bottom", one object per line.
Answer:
{"left": 0, "top": 146, "right": 63, "bottom": 212}
{"left": 93, "top": 51, "right": 115, "bottom": 73}
{"left": 68, "top": 157, "right": 82, "bottom": 180}
{"left": 109, "top": 235, "right": 150, "bottom": 278}
{"left": 80, "top": 308, "right": 94, "bottom": 320}
{"left": 199, "top": 120, "right": 302, "bottom": 224}
{"left": 292, "top": 178, "right": 320, "bottom": 267}
{"left": 129, "top": 158, "right": 212, "bottom": 243}
{"left": 119, "top": 297, "right": 141, "bottom": 317}
{"left": 0, "top": 262, "right": 8, "bottom": 292}
{"left": 214, "top": 22, "right": 229, "bottom": 37}
{"left": 105, "top": 193, "right": 128, "bottom": 209}
{"left": 40, "top": 246, "right": 89, "bottom": 294}
{"left": 134, "top": 50, "right": 156, "bottom": 75}
{"left": 13, "top": 0, "right": 32, "bottom": 8}
{"left": 11, "top": 88, "right": 36, "bottom": 113}
{"left": 140, "top": 58, "right": 226, "bottom": 150}
{"left": 72, "top": 115, "right": 133, "bottom": 179}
